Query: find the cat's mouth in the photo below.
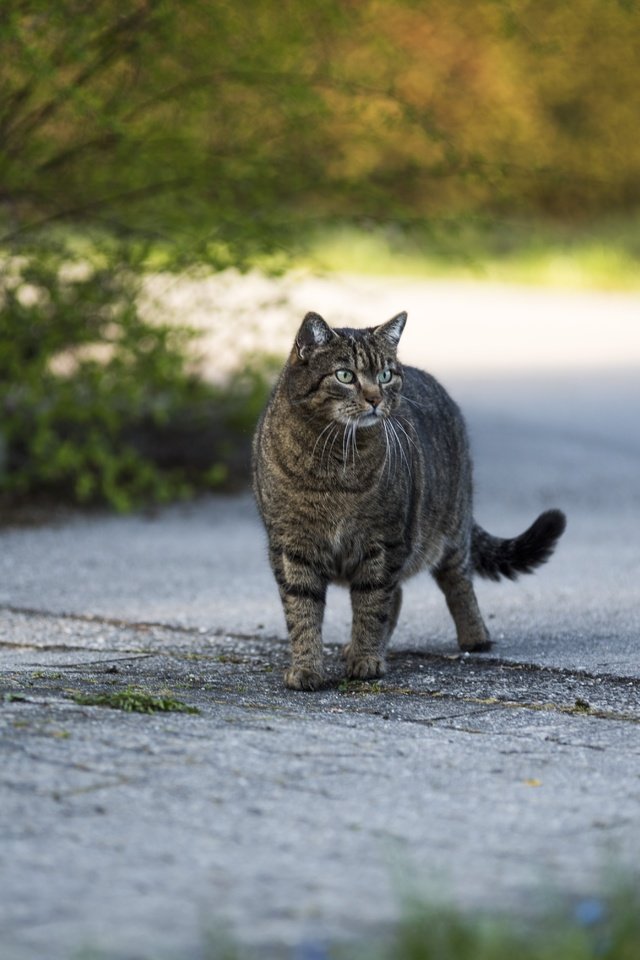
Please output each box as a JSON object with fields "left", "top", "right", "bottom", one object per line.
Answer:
{"left": 357, "top": 410, "right": 383, "bottom": 428}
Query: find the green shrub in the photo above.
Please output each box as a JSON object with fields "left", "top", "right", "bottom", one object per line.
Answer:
{"left": 0, "top": 237, "right": 272, "bottom": 512}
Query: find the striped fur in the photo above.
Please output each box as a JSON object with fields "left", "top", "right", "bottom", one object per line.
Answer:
{"left": 252, "top": 312, "right": 566, "bottom": 690}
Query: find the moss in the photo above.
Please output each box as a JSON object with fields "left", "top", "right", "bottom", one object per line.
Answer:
{"left": 69, "top": 685, "right": 200, "bottom": 715}
{"left": 338, "top": 679, "right": 384, "bottom": 694}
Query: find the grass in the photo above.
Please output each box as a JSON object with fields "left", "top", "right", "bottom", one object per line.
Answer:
{"left": 302, "top": 215, "right": 640, "bottom": 291}
{"left": 369, "top": 898, "right": 618, "bottom": 960}
{"left": 70, "top": 886, "right": 640, "bottom": 959}
{"left": 338, "top": 678, "right": 384, "bottom": 694}
{"left": 69, "top": 685, "right": 200, "bottom": 714}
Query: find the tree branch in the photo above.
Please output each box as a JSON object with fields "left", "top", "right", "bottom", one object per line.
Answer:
{"left": 3, "top": 5, "right": 159, "bottom": 148}
{"left": 0, "top": 176, "right": 192, "bottom": 243}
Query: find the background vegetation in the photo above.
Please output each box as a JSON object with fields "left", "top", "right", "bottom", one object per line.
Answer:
{"left": 1, "top": 0, "right": 639, "bottom": 509}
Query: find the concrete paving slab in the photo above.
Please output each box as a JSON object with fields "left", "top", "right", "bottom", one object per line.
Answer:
{"left": 2, "top": 624, "right": 640, "bottom": 960}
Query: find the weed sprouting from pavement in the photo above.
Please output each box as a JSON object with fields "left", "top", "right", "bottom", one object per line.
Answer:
{"left": 70, "top": 685, "right": 200, "bottom": 715}
{"left": 338, "top": 679, "right": 384, "bottom": 694}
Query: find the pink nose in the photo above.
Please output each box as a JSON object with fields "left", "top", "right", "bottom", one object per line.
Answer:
{"left": 365, "top": 396, "right": 381, "bottom": 409}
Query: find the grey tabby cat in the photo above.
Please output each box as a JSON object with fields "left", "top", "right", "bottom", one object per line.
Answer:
{"left": 252, "top": 311, "right": 566, "bottom": 690}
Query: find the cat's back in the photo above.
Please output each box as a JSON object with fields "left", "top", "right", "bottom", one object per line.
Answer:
{"left": 400, "top": 363, "right": 467, "bottom": 445}
{"left": 251, "top": 377, "right": 290, "bottom": 515}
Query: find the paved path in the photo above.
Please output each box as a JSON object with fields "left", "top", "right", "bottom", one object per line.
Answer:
{"left": 1, "top": 283, "right": 640, "bottom": 959}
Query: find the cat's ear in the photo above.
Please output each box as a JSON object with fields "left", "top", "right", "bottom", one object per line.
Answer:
{"left": 374, "top": 311, "right": 407, "bottom": 348}
{"left": 294, "top": 312, "right": 336, "bottom": 361}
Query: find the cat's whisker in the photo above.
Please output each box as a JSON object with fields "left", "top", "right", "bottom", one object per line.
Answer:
{"left": 351, "top": 421, "right": 360, "bottom": 466}
{"left": 382, "top": 419, "right": 394, "bottom": 481}
{"left": 319, "top": 424, "right": 338, "bottom": 470}
{"left": 326, "top": 424, "right": 342, "bottom": 466}
{"left": 392, "top": 416, "right": 420, "bottom": 456}
{"left": 386, "top": 421, "right": 395, "bottom": 481}
{"left": 383, "top": 418, "right": 396, "bottom": 476}
{"left": 347, "top": 419, "right": 357, "bottom": 469}
{"left": 401, "top": 395, "right": 428, "bottom": 412}
{"left": 387, "top": 418, "right": 410, "bottom": 474}
{"left": 380, "top": 420, "right": 389, "bottom": 479}
{"left": 391, "top": 420, "right": 401, "bottom": 475}
{"left": 341, "top": 421, "right": 350, "bottom": 476}
{"left": 312, "top": 421, "right": 336, "bottom": 462}
{"left": 346, "top": 419, "right": 356, "bottom": 471}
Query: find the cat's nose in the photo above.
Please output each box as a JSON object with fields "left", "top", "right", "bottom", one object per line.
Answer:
{"left": 365, "top": 395, "right": 381, "bottom": 409}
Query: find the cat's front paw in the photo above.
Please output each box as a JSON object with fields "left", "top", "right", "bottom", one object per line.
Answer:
{"left": 284, "top": 666, "right": 325, "bottom": 691}
{"left": 345, "top": 654, "right": 387, "bottom": 680}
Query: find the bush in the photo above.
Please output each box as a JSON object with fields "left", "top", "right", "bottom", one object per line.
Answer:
{"left": 0, "top": 237, "right": 272, "bottom": 512}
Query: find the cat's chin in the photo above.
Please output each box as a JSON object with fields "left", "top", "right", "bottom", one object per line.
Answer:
{"left": 356, "top": 412, "right": 381, "bottom": 429}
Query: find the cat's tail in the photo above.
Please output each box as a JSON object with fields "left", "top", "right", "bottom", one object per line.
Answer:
{"left": 471, "top": 509, "right": 566, "bottom": 581}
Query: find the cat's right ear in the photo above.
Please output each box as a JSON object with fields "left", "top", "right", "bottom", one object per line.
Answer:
{"left": 374, "top": 311, "right": 407, "bottom": 348}
{"left": 293, "top": 312, "right": 336, "bottom": 362}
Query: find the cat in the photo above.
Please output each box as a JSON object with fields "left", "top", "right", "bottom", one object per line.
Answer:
{"left": 252, "top": 311, "right": 566, "bottom": 690}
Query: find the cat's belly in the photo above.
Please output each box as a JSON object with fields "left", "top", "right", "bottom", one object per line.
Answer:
{"left": 400, "top": 535, "right": 448, "bottom": 579}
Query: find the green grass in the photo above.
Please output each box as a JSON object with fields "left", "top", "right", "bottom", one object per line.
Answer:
{"left": 70, "top": 685, "right": 200, "bottom": 714}
{"left": 70, "top": 884, "right": 640, "bottom": 959}
{"left": 303, "top": 216, "right": 640, "bottom": 291}
{"left": 336, "top": 889, "right": 640, "bottom": 960}
{"left": 368, "top": 899, "right": 623, "bottom": 960}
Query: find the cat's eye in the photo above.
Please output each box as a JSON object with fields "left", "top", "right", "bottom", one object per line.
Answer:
{"left": 335, "top": 369, "right": 355, "bottom": 384}
{"left": 377, "top": 368, "right": 393, "bottom": 384}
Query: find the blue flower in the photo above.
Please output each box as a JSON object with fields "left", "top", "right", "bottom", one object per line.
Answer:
{"left": 293, "top": 940, "right": 329, "bottom": 960}
{"left": 574, "top": 897, "right": 606, "bottom": 927}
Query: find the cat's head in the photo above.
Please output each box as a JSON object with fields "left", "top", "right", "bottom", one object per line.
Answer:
{"left": 285, "top": 311, "right": 407, "bottom": 428}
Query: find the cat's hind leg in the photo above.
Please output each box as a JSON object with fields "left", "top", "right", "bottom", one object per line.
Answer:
{"left": 434, "top": 552, "right": 492, "bottom": 652}
{"left": 387, "top": 585, "right": 403, "bottom": 640}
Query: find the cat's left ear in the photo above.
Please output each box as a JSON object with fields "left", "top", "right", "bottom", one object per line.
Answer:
{"left": 374, "top": 311, "right": 407, "bottom": 348}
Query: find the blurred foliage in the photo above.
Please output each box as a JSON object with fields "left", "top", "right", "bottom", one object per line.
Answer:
{"left": 1, "top": 0, "right": 639, "bottom": 509}
{"left": 368, "top": 887, "right": 640, "bottom": 960}
{"left": 306, "top": 215, "right": 640, "bottom": 290}
{"left": 325, "top": 0, "right": 640, "bottom": 220}
{"left": 1, "top": 0, "right": 639, "bottom": 245}
{"left": 0, "top": 237, "right": 274, "bottom": 511}
{"left": 0, "top": 0, "right": 351, "bottom": 263}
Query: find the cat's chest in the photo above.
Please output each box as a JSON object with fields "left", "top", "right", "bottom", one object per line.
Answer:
{"left": 327, "top": 517, "right": 350, "bottom": 564}
{"left": 315, "top": 509, "right": 396, "bottom": 579}
{"left": 323, "top": 517, "right": 365, "bottom": 579}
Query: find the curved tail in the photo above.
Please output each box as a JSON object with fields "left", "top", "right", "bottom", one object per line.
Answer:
{"left": 472, "top": 509, "right": 566, "bottom": 582}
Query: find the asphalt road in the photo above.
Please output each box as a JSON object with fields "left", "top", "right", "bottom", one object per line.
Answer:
{"left": 1, "top": 284, "right": 639, "bottom": 960}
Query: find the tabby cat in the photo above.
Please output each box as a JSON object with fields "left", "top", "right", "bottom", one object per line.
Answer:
{"left": 252, "top": 311, "right": 566, "bottom": 690}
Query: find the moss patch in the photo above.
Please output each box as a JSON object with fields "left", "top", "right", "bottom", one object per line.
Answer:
{"left": 70, "top": 685, "right": 200, "bottom": 715}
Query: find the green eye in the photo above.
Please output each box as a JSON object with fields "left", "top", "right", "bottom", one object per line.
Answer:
{"left": 335, "top": 369, "right": 355, "bottom": 384}
{"left": 377, "top": 369, "right": 392, "bottom": 384}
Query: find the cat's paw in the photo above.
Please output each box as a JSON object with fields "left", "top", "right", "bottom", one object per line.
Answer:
{"left": 284, "top": 667, "right": 325, "bottom": 691}
{"left": 461, "top": 639, "right": 493, "bottom": 653}
{"left": 458, "top": 628, "right": 493, "bottom": 653}
{"left": 345, "top": 654, "right": 387, "bottom": 680}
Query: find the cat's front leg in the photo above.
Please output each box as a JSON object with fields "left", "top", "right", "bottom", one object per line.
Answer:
{"left": 345, "top": 581, "right": 400, "bottom": 680}
{"left": 271, "top": 547, "right": 328, "bottom": 690}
